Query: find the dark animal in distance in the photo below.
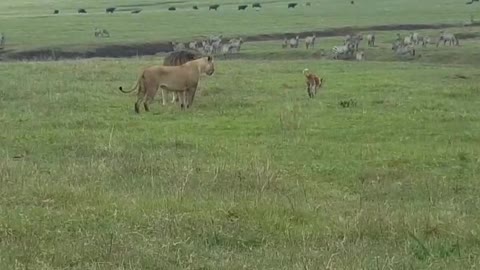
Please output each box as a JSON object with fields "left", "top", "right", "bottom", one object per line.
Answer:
{"left": 193, "top": 5, "right": 199, "bottom": 9}
{"left": 53, "top": 9, "right": 59, "bottom": 14}
{"left": 306, "top": 2, "right": 311, "bottom": 6}
{"left": 466, "top": 0, "right": 479, "bottom": 4}
{"left": 252, "top": 3, "right": 262, "bottom": 8}
{"left": 351, "top": 0, "right": 355, "bottom": 4}
{"left": 106, "top": 7, "right": 116, "bottom": 14}
{"left": 131, "top": 9, "right": 142, "bottom": 14}
{"left": 238, "top": 5, "right": 248, "bottom": 10}
{"left": 288, "top": 3, "right": 298, "bottom": 8}
{"left": 209, "top": 4, "right": 220, "bottom": 10}
{"left": 168, "top": 7, "right": 176, "bottom": 11}
{"left": 78, "top": 8, "right": 87, "bottom": 14}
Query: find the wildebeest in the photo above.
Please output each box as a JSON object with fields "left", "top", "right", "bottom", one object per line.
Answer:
{"left": 288, "top": 3, "right": 298, "bottom": 8}
{"left": 94, "top": 28, "right": 110, "bottom": 38}
{"left": 53, "top": 9, "right": 59, "bottom": 14}
{"left": 238, "top": 5, "right": 248, "bottom": 10}
{"left": 209, "top": 4, "right": 220, "bottom": 10}
{"left": 131, "top": 9, "right": 142, "bottom": 14}
{"left": 163, "top": 50, "right": 204, "bottom": 104}
{"left": 366, "top": 34, "right": 375, "bottom": 47}
{"left": 436, "top": 32, "right": 459, "bottom": 47}
{"left": 106, "top": 7, "right": 116, "bottom": 14}
{"left": 305, "top": 34, "right": 316, "bottom": 49}
{"left": 392, "top": 41, "right": 415, "bottom": 56}
{"left": 306, "top": 2, "right": 311, "bottom": 6}
{"left": 168, "top": 7, "right": 176, "bottom": 11}
{"left": 289, "top": 36, "right": 300, "bottom": 48}
{"left": 78, "top": 8, "right": 87, "bottom": 14}
{"left": 193, "top": 5, "right": 199, "bottom": 10}
{"left": 332, "top": 43, "right": 355, "bottom": 59}
{"left": 252, "top": 3, "right": 262, "bottom": 8}
{"left": 0, "top": 33, "right": 5, "bottom": 47}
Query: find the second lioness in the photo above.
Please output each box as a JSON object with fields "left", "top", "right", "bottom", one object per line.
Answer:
{"left": 118, "top": 56, "right": 215, "bottom": 113}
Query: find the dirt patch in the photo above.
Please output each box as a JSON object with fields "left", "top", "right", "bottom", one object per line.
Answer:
{"left": 1, "top": 22, "right": 478, "bottom": 61}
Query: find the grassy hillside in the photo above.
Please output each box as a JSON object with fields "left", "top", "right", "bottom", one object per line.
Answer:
{"left": 0, "top": 0, "right": 477, "bottom": 51}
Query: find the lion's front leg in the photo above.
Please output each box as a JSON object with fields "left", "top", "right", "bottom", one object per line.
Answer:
{"left": 161, "top": 89, "right": 167, "bottom": 106}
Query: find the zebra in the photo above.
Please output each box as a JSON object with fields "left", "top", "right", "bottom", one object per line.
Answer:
{"left": 392, "top": 41, "right": 415, "bottom": 56}
{"left": 366, "top": 34, "right": 375, "bottom": 47}
{"left": 305, "top": 34, "right": 316, "bottom": 49}
{"left": 171, "top": 41, "right": 186, "bottom": 51}
{"left": 332, "top": 43, "right": 355, "bottom": 59}
{"left": 436, "top": 32, "right": 459, "bottom": 47}
{"left": 289, "top": 36, "right": 300, "bottom": 48}
{"left": 345, "top": 34, "right": 363, "bottom": 51}
{"left": 94, "top": 28, "right": 110, "bottom": 38}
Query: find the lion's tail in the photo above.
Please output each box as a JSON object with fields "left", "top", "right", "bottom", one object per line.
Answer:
{"left": 118, "top": 74, "right": 142, "bottom": 93}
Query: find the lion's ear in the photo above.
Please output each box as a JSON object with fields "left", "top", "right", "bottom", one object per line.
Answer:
{"left": 207, "top": 56, "right": 212, "bottom": 62}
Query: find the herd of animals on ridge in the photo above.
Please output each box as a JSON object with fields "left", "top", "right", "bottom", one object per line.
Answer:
{"left": 0, "top": 1, "right": 468, "bottom": 114}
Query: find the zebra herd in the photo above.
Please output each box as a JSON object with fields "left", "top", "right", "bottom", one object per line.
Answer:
{"left": 171, "top": 35, "right": 244, "bottom": 57}
{"left": 282, "top": 34, "right": 317, "bottom": 49}
{"left": 331, "top": 31, "right": 460, "bottom": 60}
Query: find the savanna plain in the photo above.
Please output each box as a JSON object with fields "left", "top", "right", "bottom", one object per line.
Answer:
{"left": 1, "top": 0, "right": 480, "bottom": 269}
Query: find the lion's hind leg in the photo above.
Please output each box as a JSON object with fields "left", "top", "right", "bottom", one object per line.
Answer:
{"left": 135, "top": 88, "right": 146, "bottom": 113}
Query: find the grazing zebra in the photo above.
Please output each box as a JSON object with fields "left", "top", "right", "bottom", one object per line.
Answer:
{"left": 411, "top": 32, "right": 420, "bottom": 45}
{"left": 436, "top": 32, "right": 459, "bottom": 47}
{"left": 332, "top": 43, "right": 355, "bottom": 59}
{"left": 356, "top": 51, "right": 365, "bottom": 61}
{"left": 418, "top": 36, "right": 431, "bottom": 47}
{"left": 281, "top": 38, "right": 288, "bottom": 48}
{"left": 366, "top": 34, "right": 375, "bottom": 47}
{"left": 392, "top": 41, "right": 415, "bottom": 56}
{"left": 345, "top": 34, "right": 363, "bottom": 51}
{"left": 171, "top": 41, "right": 186, "bottom": 51}
{"left": 94, "top": 28, "right": 110, "bottom": 38}
{"left": 403, "top": 35, "right": 413, "bottom": 45}
{"left": 305, "top": 34, "right": 316, "bottom": 49}
{"left": 289, "top": 36, "right": 300, "bottom": 48}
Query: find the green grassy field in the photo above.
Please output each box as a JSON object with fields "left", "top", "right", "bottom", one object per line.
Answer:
{"left": 0, "top": 0, "right": 478, "bottom": 51}
{"left": 2, "top": 0, "right": 480, "bottom": 269}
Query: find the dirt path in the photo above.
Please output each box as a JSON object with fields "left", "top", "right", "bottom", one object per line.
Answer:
{"left": 1, "top": 22, "right": 477, "bottom": 61}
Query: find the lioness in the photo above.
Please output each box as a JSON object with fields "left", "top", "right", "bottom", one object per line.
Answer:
{"left": 118, "top": 56, "right": 215, "bottom": 113}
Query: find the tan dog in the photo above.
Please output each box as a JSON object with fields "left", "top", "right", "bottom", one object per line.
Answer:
{"left": 118, "top": 56, "right": 215, "bottom": 113}
{"left": 302, "top": 68, "right": 324, "bottom": 98}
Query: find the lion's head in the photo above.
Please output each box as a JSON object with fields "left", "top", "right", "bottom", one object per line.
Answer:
{"left": 203, "top": 56, "right": 215, "bottom": 76}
